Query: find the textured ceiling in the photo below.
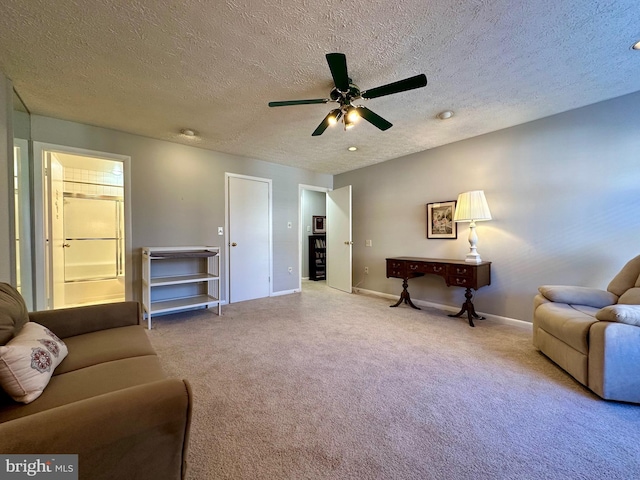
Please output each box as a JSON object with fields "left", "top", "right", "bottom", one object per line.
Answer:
{"left": 1, "top": 0, "right": 639, "bottom": 174}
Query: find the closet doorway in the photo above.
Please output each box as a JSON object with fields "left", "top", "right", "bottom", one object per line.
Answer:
{"left": 33, "top": 143, "right": 132, "bottom": 310}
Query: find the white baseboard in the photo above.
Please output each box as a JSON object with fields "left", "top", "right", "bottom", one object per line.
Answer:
{"left": 271, "top": 288, "right": 300, "bottom": 297}
{"left": 353, "top": 287, "right": 531, "bottom": 329}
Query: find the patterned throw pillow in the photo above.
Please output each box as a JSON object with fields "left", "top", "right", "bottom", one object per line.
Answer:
{"left": 0, "top": 322, "right": 68, "bottom": 403}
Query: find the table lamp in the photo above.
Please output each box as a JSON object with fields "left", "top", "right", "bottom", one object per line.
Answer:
{"left": 453, "top": 190, "right": 492, "bottom": 263}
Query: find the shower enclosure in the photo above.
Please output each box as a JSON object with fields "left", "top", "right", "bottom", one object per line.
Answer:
{"left": 46, "top": 152, "right": 125, "bottom": 308}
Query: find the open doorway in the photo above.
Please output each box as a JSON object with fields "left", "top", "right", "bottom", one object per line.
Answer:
{"left": 34, "top": 143, "right": 131, "bottom": 310}
{"left": 298, "top": 184, "right": 352, "bottom": 293}
{"left": 300, "top": 187, "right": 328, "bottom": 284}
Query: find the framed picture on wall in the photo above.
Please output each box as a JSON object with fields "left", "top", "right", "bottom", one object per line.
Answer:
{"left": 426, "top": 201, "right": 457, "bottom": 239}
{"left": 312, "top": 216, "right": 326, "bottom": 234}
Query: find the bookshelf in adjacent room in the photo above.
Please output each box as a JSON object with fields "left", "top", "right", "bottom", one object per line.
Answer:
{"left": 309, "top": 235, "right": 326, "bottom": 281}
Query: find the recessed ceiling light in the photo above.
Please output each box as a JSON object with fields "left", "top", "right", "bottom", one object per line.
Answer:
{"left": 348, "top": 146, "right": 357, "bottom": 152}
{"left": 437, "top": 110, "right": 454, "bottom": 120}
{"left": 632, "top": 40, "right": 640, "bottom": 50}
{"left": 180, "top": 128, "right": 197, "bottom": 137}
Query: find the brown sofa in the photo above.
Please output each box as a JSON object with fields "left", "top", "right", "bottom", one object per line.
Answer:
{"left": 0, "top": 283, "right": 192, "bottom": 479}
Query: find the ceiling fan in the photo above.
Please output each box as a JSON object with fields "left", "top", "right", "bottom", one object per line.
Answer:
{"left": 268, "top": 53, "right": 428, "bottom": 136}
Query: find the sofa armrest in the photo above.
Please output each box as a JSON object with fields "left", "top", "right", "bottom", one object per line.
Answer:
{"left": 28, "top": 301, "right": 141, "bottom": 339}
{"left": 0, "top": 378, "right": 192, "bottom": 480}
{"left": 538, "top": 285, "right": 617, "bottom": 308}
{"left": 588, "top": 322, "right": 640, "bottom": 403}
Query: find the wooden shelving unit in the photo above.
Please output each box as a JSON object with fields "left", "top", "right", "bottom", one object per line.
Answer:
{"left": 141, "top": 246, "right": 220, "bottom": 329}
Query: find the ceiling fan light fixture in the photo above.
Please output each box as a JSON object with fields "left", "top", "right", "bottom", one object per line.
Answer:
{"left": 346, "top": 108, "right": 359, "bottom": 123}
{"left": 345, "top": 120, "right": 355, "bottom": 130}
{"left": 328, "top": 109, "right": 342, "bottom": 125}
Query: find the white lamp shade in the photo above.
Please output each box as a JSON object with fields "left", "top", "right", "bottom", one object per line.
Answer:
{"left": 454, "top": 190, "right": 492, "bottom": 222}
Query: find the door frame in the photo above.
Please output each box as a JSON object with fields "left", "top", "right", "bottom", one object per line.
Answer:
{"left": 225, "top": 173, "right": 273, "bottom": 303}
{"left": 297, "top": 184, "right": 331, "bottom": 291}
{"left": 33, "top": 142, "right": 132, "bottom": 310}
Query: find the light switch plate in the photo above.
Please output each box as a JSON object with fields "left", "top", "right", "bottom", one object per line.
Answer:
{"left": 218, "top": 227, "right": 224, "bottom": 235}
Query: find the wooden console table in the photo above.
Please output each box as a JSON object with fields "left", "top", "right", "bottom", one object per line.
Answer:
{"left": 386, "top": 257, "right": 491, "bottom": 327}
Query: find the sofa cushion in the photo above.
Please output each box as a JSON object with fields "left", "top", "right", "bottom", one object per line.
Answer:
{"left": 55, "top": 325, "right": 156, "bottom": 375}
{"left": 538, "top": 285, "right": 617, "bottom": 309}
{"left": 534, "top": 302, "right": 599, "bottom": 354}
{"left": 0, "top": 322, "right": 68, "bottom": 404}
{"left": 596, "top": 305, "right": 640, "bottom": 327}
{"left": 0, "top": 283, "right": 29, "bottom": 346}
{"left": 0, "top": 355, "right": 166, "bottom": 423}
{"left": 617, "top": 287, "right": 640, "bottom": 305}
{"left": 607, "top": 254, "right": 640, "bottom": 296}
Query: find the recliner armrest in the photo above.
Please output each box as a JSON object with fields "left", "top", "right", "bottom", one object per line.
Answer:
{"left": 538, "top": 285, "right": 617, "bottom": 308}
{"left": 28, "top": 301, "right": 141, "bottom": 339}
{"left": 0, "top": 378, "right": 192, "bottom": 480}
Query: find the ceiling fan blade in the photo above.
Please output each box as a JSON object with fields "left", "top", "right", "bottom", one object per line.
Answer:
{"left": 355, "top": 106, "right": 393, "bottom": 131}
{"left": 268, "top": 98, "right": 329, "bottom": 107}
{"left": 311, "top": 111, "right": 337, "bottom": 136}
{"left": 361, "top": 74, "right": 427, "bottom": 99}
{"left": 326, "top": 53, "right": 350, "bottom": 92}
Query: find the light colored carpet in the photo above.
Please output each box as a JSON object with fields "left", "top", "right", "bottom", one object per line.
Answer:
{"left": 147, "top": 281, "right": 640, "bottom": 480}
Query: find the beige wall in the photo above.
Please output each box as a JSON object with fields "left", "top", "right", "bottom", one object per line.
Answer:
{"left": 335, "top": 91, "right": 640, "bottom": 322}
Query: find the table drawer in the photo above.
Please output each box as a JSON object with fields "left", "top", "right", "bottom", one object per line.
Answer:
{"left": 407, "top": 262, "right": 424, "bottom": 273}
{"left": 448, "top": 265, "right": 475, "bottom": 278}
{"left": 449, "top": 275, "right": 473, "bottom": 287}
{"left": 423, "top": 263, "right": 446, "bottom": 275}
{"left": 386, "top": 260, "right": 406, "bottom": 277}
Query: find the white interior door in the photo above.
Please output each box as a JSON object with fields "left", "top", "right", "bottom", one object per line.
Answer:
{"left": 228, "top": 175, "right": 271, "bottom": 302}
{"left": 326, "top": 185, "right": 352, "bottom": 293}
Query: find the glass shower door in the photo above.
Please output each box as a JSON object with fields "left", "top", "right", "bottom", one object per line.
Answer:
{"left": 63, "top": 196, "right": 122, "bottom": 282}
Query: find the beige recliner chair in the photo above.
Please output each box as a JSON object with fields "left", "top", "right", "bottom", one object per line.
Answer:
{"left": 533, "top": 255, "right": 640, "bottom": 403}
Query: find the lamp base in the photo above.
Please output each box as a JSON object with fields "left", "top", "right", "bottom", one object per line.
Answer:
{"left": 464, "top": 252, "right": 483, "bottom": 264}
{"left": 464, "top": 222, "right": 483, "bottom": 263}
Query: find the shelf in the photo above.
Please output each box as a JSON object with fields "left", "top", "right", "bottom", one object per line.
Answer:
{"left": 148, "top": 273, "right": 218, "bottom": 287}
{"left": 149, "top": 294, "right": 219, "bottom": 314}
{"left": 149, "top": 250, "right": 218, "bottom": 259}
{"left": 142, "top": 246, "right": 221, "bottom": 328}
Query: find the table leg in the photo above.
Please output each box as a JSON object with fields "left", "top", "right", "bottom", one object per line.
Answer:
{"left": 448, "top": 287, "right": 485, "bottom": 327}
{"left": 390, "top": 278, "right": 421, "bottom": 310}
